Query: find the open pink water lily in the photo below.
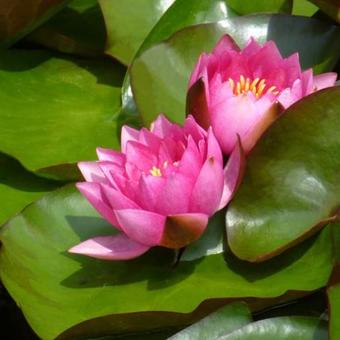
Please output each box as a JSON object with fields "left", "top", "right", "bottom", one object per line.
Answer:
{"left": 69, "top": 115, "right": 244, "bottom": 260}
{"left": 187, "top": 35, "right": 337, "bottom": 155}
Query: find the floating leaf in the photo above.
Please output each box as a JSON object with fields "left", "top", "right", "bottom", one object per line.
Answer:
{"left": 0, "top": 185, "right": 333, "bottom": 338}
{"left": 0, "top": 50, "right": 125, "bottom": 180}
{"left": 130, "top": 15, "right": 340, "bottom": 125}
{"left": 226, "top": 88, "right": 340, "bottom": 261}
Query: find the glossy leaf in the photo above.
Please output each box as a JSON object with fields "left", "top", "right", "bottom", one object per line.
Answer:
{"left": 219, "top": 316, "right": 327, "bottom": 339}
{"left": 140, "top": 0, "right": 238, "bottom": 54}
{"left": 25, "top": 0, "right": 106, "bottom": 56}
{"left": 0, "top": 50, "right": 125, "bottom": 181}
{"left": 98, "top": 0, "right": 175, "bottom": 65}
{"left": 121, "top": 0, "right": 238, "bottom": 127}
{"left": 130, "top": 15, "right": 340, "bottom": 125}
{"left": 0, "top": 153, "right": 59, "bottom": 226}
{"left": 0, "top": 185, "right": 333, "bottom": 339}
{"left": 225, "top": 0, "right": 293, "bottom": 15}
{"left": 226, "top": 88, "right": 340, "bottom": 262}
{"left": 328, "top": 224, "right": 340, "bottom": 340}
{"left": 0, "top": 0, "right": 69, "bottom": 47}
{"left": 169, "top": 302, "right": 251, "bottom": 340}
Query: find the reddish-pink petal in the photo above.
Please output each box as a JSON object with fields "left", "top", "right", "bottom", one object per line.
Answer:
{"left": 115, "top": 209, "right": 166, "bottom": 246}
{"left": 69, "top": 234, "right": 150, "bottom": 260}
{"left": 78, "top": 161, "right": 108, "bottom": 184}
{"left": 189, "top": 157, "right": 224, "bottom": 215}
{"left": 139, "top": 127, "right": 162, "bottom": 151}
{"left": 241, "top": 37, "right": 262, "bottom": 57}
{"left": 183, "top": 115, "right": 207, "bottom": 142}
{"left": 96, "top": 147, "right": 125, "bottom": 165}
{"left": 313, "top": 72, "right": 337, "bottom": 91}
{"left": 160, "top": 213, "right": 209, "bottom": 248}
{"left": 218, "top": 137, "right": 246, "bottom": 209}
{"left": 212, "top": 34, "right": 240, "bottom": 57}
{"left": 121, "top": 125, "right": 140, "bottom": 153}
{"left": 76, "top": 182, "right": 120, "bottom": 229}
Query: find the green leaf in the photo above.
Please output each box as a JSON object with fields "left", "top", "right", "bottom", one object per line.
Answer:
{"left": 0, "top": 50, "right": 125, "bottom": 181}
{"left": 140, "top": 0, "right": 238, "bottom": 54}
{"left": 226, "top": 87, "right": 340, "bottom": 262}
{"left": 98, "top": 0, "right": 175, "bottom": 65}
{"left": 169, "top": 302, "right": 251, "bottom": 340}
{"left": 0, "top": 0, "right": 70, "bottom": 47}
{"left": 219, "top": 316, "right": 327, "bottom": 339}
{"left": 25, "top": 0, "right": 106, "bottom": 57}
{"left": 0, "top": 185, "right": 333, "bottom": 339}
{"left": 121, "top": 0, "right": 238, "bottom": 126}
{"left": 309, "top": 0, "right": 340, "bottom": 23}
{"left": 130, "top": 15, "right": 340, "bottom": 125}
{"left": 292, "top": 0, "right": 318, "bottom": 16}
{"left": 225, "top": 0, "right": 293, "bottom": 15}
{"left": 0, "top": 153, "right": 59, "bottom": 226}
{"left": 327, "top": 223, "right": 340, "bottom": 340}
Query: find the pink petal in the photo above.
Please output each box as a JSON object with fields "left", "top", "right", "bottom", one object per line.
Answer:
{"left": 125, "top": 141, "right": 158, "bottom": 172}
{"left": 210, "top": 91, "right": 273, "bottom": 155}
{"left": 137, "top": 174, "right": 166, "bottom": 211}
{"left": 241, "top": 37, "right": 262, "bottom": 57}
{"left": 313, "top": 72, "right": 337, "bottom": 91}
{"left": 121, "top": 125, "right": 140, "bottom": 153}
{"left": 98, "top": 161, "right": 127, "bottom": 190}
{"left": 189, "top": 157, "right": 224, "bottom": 215}
{"left": 149, "top": 114, "right": 175, "bottom": 138}
{"left": 241, "top": 100, "right": 282, "bottom": 154}
{"left": 76, "top": 182, "right": 120, "bottom": 228}
{"left": 96, "top": 147, "right": 125, "bottom": 165}
{"left": 301, "top": 69, "right": 314, "bottom": 95}
{"left": 188, "top": 53, "right": 210, "bottom": 88}
{"left": 115, "top": 209, "right": 166, "bottom": 246}
{"left": 183, "top": 115, "right": 207, "bottom": 142}
{"left": 212, "top": 34, "right": 240, "bottom": 57}
{"left": 78, "top": 161, "right": 108, "bottom": 184}
{"left": 139, "top": 128, "right": 162, "bottom": 151}
{"left": 69, "top": 234, "right": 150, "bottom": 260}
{"left": 218, "top": 137, "right": 246, "bottom": 209}
{"left": 160, "top": 213, "right": 209, "bottom": 248}
{"left": 155, "top": 172, "right": 194, "bottom": 215}
{"left": 207, "top": 127, "right": 223, "bottom": 165}
{"left": 100, "top": 184, "right": 140, "bottom": 210}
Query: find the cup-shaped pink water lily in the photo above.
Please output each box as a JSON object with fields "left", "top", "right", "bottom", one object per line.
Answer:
{"left": 187, "top": 35, "right": 337, "bottom": 155}
{"left": 69, "top": 115, "right": 244, "bottom": 260}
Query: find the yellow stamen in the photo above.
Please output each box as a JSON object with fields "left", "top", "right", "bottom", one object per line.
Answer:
{"left": 228, "top": 78, "right": 235, "bottom": 91}
{"left": 249, "top": 78, "right": 260, "bottom": 91}
{"left": 229, "top": 75, "right": 280, "bottom": 99}
{"left": 150, "top": 166, "right": 162, "bottom": 177}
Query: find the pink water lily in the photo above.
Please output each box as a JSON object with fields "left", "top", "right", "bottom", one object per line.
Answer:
{"left": 69, "top": 115, "right": 244, "bottom": 260}
{"left": 187, "top": 35, "right": 337, "bottom": 155}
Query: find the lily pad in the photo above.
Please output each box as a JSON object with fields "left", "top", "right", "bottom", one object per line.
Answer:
{"left": 219, "top": 316, "right": 327, "bottom": 339}
{"left": 0, "top": 49, "right": 125, "bottom": 180}
{"left": 130, "top": 14, "right": 340, "bottom": 125}
{"left": 0, "top": 0, "right": 69, "bottom": 47}
{"left": 98, "top": 0, "right": 175, "bottom": 65}
{"left": 25, "top": 0, "right": 106, "bottom": 56}
{"left": 169, "top": 302, "right": 251, "bottom": 340}
{"left": 0, "top": 153, "right": 59, "bottom": 226}
{"left": 0, "top": 185, "right": 333, "bottom": 339}
{"left": 225, "top": 0, "right": 293, "bottom": 15}
{"left": 226, "top": 87, "right": 340, "bottom": 261}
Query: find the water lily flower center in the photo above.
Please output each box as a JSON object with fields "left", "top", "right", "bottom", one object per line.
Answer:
{"left": 228, "top": 75, "right": 279, "bottom": 98}
{"left": 150, "top": 166, "right": 162, "bottom": 177}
